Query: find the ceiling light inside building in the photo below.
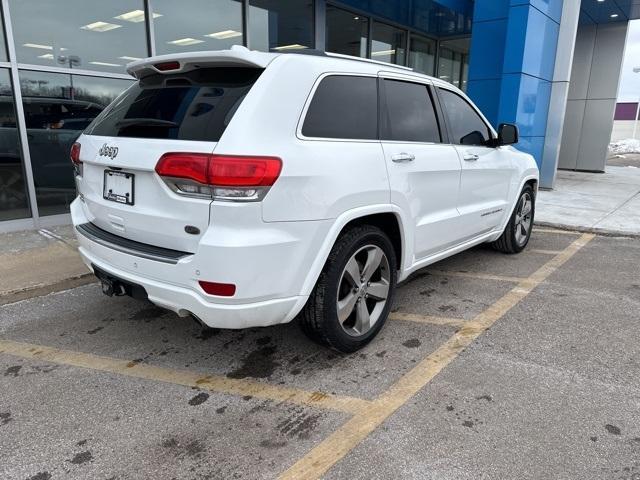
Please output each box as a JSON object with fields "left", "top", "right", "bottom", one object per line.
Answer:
{"left": 371, "top": 49, "right": 396, "bottom": 57}
{"left": 167, "top": 38, "right": 204, "bottom": 46}
{"left": 81, "top": 21, "right": 122, "bottom": 32}
{"left": 205, "top": 30, "right": 242, "bottom": 40}
{"left": 610, "top": 13, "right": 619, "bottom": 17}
{"left": 114, "top": 10, "right": 162, "bottom": 23}
{"left": 272, "top": 44, "right": 308, "bottom": 51}
{"left": 119, "top": 56, "right": 142, "bottom": 61}
{"left": 37, "top": 53, "right": 54, "bottom": 59}
{"left": 89, "top": 61, "right": 122, "bottom": 67}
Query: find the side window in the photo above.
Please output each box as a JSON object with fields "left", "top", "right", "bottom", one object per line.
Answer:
{"left": 439, "top": 88, "right": 491, "bottom": 146}
{"left": 382, "top": 79, "right": 441, "bottom": 143}
{"left": 302, "top": 75, "right": 377, "bottom": 140}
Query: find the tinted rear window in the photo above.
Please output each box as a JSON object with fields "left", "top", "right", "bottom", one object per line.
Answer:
{"left": 382, "top": 79, "right": 441, "bottom": 143}
{"left": 302, "top": 75, "right": 378, "bottom": 140}
{"left": 86, "top": 67, "right": 263, "bottom": 141}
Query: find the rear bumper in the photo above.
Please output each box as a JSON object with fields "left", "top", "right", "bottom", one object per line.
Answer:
{"left": 79, "top": 246, "right": 304, "bottom": 328}
{"left": 70, "top": 198, "right": 316, "bottom": 329}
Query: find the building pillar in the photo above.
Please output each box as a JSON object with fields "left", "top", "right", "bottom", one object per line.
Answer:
{"left": 540, "top": 0, "right": 581, "bottom": 188}
{"left": 558, "top": 21, "right": 629, "bottom": 172}
{"left": 467, "top": 0, "right": 577, "bottom": 188}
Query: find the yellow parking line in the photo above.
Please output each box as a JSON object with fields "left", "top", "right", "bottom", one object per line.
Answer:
{"left": 533, "top": 227, "right": 580, "bottom": 236}
{"left": 529, "top": 249, "right": 564, "bottom": 255}
{"left": 428, "top": 269, "right": 525, "bottom": 283}
{"left": 279, "top": 233, "right": 595, "bottom": 480}
{"left": 389, "top": 312, "right": 468, "bottom": 328}
{"left": 0, "top": 339, "right": 371, "bottom": 415}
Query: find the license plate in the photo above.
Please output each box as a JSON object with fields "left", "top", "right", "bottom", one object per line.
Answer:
{"left": 103, "top": 170, "right": 134, "bottom": 205}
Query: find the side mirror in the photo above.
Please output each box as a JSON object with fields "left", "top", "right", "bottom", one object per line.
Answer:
{"left": 497, "top": 123, "right": 519, "bottom": 146}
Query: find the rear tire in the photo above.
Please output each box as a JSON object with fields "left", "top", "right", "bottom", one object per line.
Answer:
{"left": 300, "top": 225, "right": 397, "bottom": 353}
{"left": 491, "top": 185, "right": 535, "bottom": 254}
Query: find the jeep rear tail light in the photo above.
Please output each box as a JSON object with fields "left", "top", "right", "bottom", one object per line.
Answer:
{"left": 70, "top": 142, "right": 81, "bottom": 164}
{"left": 155, "top": 153, "right": 282, "bottom": 202}
{"left": 70, "top": 142, "right": 82, "bottom": 176}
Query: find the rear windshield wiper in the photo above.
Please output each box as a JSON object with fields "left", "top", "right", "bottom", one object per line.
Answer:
{"left": 115, "top": 118, "right": 179, "bottom": 128}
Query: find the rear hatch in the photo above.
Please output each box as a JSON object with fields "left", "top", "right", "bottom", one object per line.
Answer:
{"left": 77, "top": 66, "right": 264, "bottom": 253}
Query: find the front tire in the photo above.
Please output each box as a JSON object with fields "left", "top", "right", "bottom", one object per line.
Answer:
{"left": 491, "top": 185, "right": 535, "bottom": 254}
{"left": 300, "top": 225, "right": 397, "bottom": 353}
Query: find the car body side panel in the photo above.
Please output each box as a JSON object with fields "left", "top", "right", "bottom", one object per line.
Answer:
{"left": 214, "top": 57, "right": 390, "bottom": 223}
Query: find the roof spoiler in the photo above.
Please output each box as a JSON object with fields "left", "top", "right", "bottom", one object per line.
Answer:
{"left": 126, "top": 45, "right": 276, "bottom": 79}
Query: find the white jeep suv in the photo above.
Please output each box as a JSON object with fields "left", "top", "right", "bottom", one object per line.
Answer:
{"left": 71, "top": 46, "right": 538, "bottom": 352}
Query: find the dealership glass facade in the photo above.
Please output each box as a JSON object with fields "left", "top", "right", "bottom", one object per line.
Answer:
{"left": 0, "top": 0, "right": 475, "bottom": 230}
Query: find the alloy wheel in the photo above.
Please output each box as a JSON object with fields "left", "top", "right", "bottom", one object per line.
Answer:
{"left": 514, "top": 191, "right": 533, "bottom": 247}
{"left": 336, "top": 245, "right": 391, "bottom": 337}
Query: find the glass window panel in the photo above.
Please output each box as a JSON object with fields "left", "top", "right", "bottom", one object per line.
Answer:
{"left": 0, "top": 69, "right": 31, "bottom": 220}
{"left": 437, "top": 38, "right": 470, "bottom": 89}
{"left": 438, "top": 47, "right": 455, "bottom": 86}
{"left": 248, "top": 0, "right": 314, "bottom": 52}
{"left": 371, "top": 22, "right": 406, "bottom": 65}
{"left": 88, "top": 67, "right": 262, "bottom": 141}
{"left": 152, "top": 0, "right": 243, "bottom": 55}
{"left": 9, "top": 0, "right": 147, "bottom": 74}
{"left": 0, "top": 9, "right": 8, "bottom": 62}
{"left": 302, "top": 75, "right": 378, "bottom": 140}
{"left": 439, "top": 88, "right": 490, "bottom": 146}
{"left": 408, "top": 34, "right": 435, "bottom": 75}
{"left": 461, "top": 54, "right": 469, "bottom": 92}
{"left": 382, "top": 80, "right": 440, "bottom": 143}
{"left": 20, "top": 70, "right": 132, "bottom": 216}
{"left": 326, "top": 6, "right": 368, "bottom": 58}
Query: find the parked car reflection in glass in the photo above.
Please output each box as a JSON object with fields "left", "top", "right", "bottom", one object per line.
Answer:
{"left": 19, "top": 71, "right": 132, "bottom": 216}
{"left": 22, "top": 96, "right": 104, "bottom": 214}
{"left": 0, "top": 91, "right": 30, "bottom": 221}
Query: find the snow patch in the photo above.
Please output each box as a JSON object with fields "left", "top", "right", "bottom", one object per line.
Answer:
{"left": 609, "top": 138, "right": 640, "bottom": 155}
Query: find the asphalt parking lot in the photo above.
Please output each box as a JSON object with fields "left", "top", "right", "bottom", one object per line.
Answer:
{"left": 1, "top": 228, "right": 640, "bottom": 480}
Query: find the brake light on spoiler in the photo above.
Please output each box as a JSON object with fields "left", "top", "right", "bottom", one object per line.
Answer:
{"left": 155, "top": 153, "right": 282, "bottom": 202}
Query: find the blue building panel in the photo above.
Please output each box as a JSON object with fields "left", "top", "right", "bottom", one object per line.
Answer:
{"left": 468, "top": 0, "right": 561, "bottom": 168}
{"left": 498, "top": 73, "right": 552, "bottom": 138}
{"left": 472, "top": 0, "right": 510, "bottom": 22}
{"left": 511, "top": 0, "right": 563, "bottom": 23}
{"left": 503, "top": 4, "right": 559, "bottom": 81}
{"left": 516, "top": 136, "right": 546, "bottom": 166}
{"left": 467, "top": 78, "right": 503, "bottom": 125}
{"left": 467, "top": 19, "right": 508, "bottom": 80}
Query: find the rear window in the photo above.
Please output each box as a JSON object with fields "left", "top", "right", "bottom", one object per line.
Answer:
{"left": 302, "top": 75, "right": 378, "bottom": 140}
{"left": 86, "top": 67, "right": 263, "bottom": 142}
{"left": 382, "top": 79, "right": 441, "bottom": 143}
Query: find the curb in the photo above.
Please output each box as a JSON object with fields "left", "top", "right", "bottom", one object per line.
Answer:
{"left": 534, "top": 221, "right": 640, "bottom": 239}
{"left": 0, "top": 273, "right": 97, "bottom": 306}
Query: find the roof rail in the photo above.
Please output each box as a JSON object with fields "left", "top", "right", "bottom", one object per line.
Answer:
{"left": 324, "top": 51, "right": 414, "bottom": 71}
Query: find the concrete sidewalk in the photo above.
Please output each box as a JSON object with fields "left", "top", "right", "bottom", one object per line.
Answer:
{"left": 0, "top": 225, "right": 92, "bottom": 305}
{"left": 536, "top": 166, "right": 640, "bottom": 237}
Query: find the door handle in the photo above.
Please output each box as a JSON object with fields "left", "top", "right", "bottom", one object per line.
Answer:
{"left": 463, "top": 154, "right": 479, "bottom": 162}
{"left": 391, "top": 153, "right": 415, "bottom": 163}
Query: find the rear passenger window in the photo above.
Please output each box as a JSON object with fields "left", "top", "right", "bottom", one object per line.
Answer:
{"left": 302, "top": 75, "right": 377, "bottom": 140}
{"left": 382, "top": 79, "right": 440, "bottom": 143}
{"left": 438, "top": 88, "right": 491, "bottom": 146}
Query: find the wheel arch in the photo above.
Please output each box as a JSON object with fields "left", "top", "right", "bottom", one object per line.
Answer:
{"left": 494, "top": 173, "right": 539, "bottom": 239}
{"left": 299, "top": 205, "right": 409, "bottom": 297}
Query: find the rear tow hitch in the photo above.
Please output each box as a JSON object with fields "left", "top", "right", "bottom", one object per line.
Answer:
{"left": 100, "top": 278, "right": 126, "bottom": 297}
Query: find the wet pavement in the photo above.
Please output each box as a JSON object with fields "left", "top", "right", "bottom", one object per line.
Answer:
{"left": 1, "top": 229, "right": 639, "bottom": 480}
